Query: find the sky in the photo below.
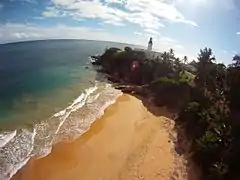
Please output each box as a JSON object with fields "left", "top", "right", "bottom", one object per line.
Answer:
{"left": 0, "top": 0, "right": 240, "bottom": 64}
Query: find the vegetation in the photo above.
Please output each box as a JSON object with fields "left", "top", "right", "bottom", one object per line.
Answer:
{"left": 92, "top": 46, "right": 240, "bottom": 180}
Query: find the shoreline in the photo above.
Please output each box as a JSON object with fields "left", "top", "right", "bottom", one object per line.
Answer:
{"left": 12, "top": 94, "right": 188, "bottom": 180}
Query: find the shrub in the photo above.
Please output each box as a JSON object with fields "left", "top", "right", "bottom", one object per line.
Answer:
{"left": 149, "top": 77, "right": 190, "bottom": 109}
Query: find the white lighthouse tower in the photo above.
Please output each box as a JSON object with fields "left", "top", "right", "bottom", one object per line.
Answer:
{"left": 147, "top": 37, "right": 153, "bottom": 51}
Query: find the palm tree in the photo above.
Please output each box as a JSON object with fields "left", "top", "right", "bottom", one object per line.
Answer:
{"left": 161, "top": 51, "right": 173, "bottom": 68}
{"left": 174, "top": 57, "right": 182, "bottom": 75}
{"left": 161, "top": 51, "right": 169, "bottom": 62}
{"left": 183, "top": 56, "right": 188, "bottom": 64}
{"left": 195, "top": 47, "right": 216, "bottom": 89}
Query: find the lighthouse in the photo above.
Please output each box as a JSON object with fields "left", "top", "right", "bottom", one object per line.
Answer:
{"left": 147, "top": 37, "right": 153, "bottom": 51}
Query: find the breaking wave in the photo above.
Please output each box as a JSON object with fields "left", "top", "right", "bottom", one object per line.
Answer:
{"left": 0, "top": 82, "right": 122, "bottom": 180}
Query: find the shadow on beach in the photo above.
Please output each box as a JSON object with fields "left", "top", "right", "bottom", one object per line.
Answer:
{"left": 122, "top": 92, "right": 201, "bottom": 180}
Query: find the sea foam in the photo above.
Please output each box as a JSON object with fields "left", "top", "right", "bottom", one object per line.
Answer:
{"left": 0, "top": 130, "right": 17, "bottom": 148}
{"left": 0, "top": 82, "right": 122, "bottom": 180}
{"left": 0, "top": 129, "right": 36, "bottom": 180}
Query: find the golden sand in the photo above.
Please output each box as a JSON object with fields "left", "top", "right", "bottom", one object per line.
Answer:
{"left": 12, "top": 94, "right": 186, "bottom": 180}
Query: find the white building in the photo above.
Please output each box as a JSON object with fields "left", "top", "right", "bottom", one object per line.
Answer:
{"left": 147, "top": 37, "right": 153, "bottom": 51}
{"left": 134, "top": 38, "right": 161, "bottom": 59}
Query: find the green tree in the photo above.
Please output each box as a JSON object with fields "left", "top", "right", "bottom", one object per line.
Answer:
{"left": 195, "top": 47, "right": 216, "bottom": 89}
{"left": 232, "top": 54, "right": 240, "bottom": 67}
{"left": 161, "top": 51, "right": 169, "bottom": 61}
{"left": 205, "top": 63, "right": 227, "bottom": 100}
{"left": 227, "top": 56, "right": 240, "bottom": 109}
{"left": 174, "top": 57, "right": 182, "bottom": 75}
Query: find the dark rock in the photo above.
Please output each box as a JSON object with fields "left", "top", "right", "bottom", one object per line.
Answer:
{"left": 107, "top": 76, "right": 121, "bottom": 83}
{"left": 90, "top": 55, "right": 101, "bottom": 65}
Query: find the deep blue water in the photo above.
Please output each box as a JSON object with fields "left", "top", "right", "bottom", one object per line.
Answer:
{"left": 0, "top": 39, "right": 139, "bottom": 179}
{"left": 0, "top": 39, "right": 132, "bottom": 126}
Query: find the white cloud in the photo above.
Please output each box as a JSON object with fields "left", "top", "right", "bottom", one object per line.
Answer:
{"left": 23, "top": 0, "right": 37, "bottom": 3}
{"left": 0, "top": 23, "right": 133, "bottom": 44}
{"left": 0, "top": 22, "right": 195, "bottom": 63}
{"left": 174, "top": 44, "right": 184, "bottom": 49}
{"left": 125, "top": 0, "right": 198, "bottom": 26}
{"left": 51, "top": 0, "right": 75, "bottom": 6}
{"left": 13, "top": 32, "right": 29, "bottom": 38}
{"left": 223, "top": 50, "right": 227, "bottom": 53}
{"left": 177, "top": 0, "right": 207, "bottom": 6}
{"left": 134, "top": 31, "right": 143, "bottom": 36}
{"left": 42, "top": 6, "right": 64, "bottom": 18}
{"left": 10, "top": 0, "right": 38, "bottom": 4}
{"left": 33, "top": 16, "right": 45, "bottom": 20}
{"left": 237, "top": 32, "right": 240, "bottom": 35}
{"left": 43, "top": 0, "right": 198, "bottom": 28}
{"left": 105, "top": 0, "right": 125, "bottom": 4}
{"left": 42, "top": 11, "right": 58, "bottom": 17}
{"left": 103, "top": 20, "right": 125, "bottom": 26}
{"left": 53, "top": 0, "right": 128, "bottom": 25}
{"left": 132, "top": 30, "right": 185, "bottom": 53}
{"left": 159, "top": 37, "right": 176, "bottom": 43}
{"left": 178, "top": 0, "right": 237, "bottom": 10}
{"left": 126, "top": 12, "right": 165, "bottom": 29}
{"left": 0, "top": 23, "right": 178, "bottom": 51}
{"left": 144, "top": 28, "right": 160, "bottom": 35}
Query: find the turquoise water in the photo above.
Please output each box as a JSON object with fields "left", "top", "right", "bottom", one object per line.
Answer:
{"left": 0, "top": 39, "right": 137, "bottom": 179}
{"left": 0, "top": 39, "right": 129, "bottom": 127}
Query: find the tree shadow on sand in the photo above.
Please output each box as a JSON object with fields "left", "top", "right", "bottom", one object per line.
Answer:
{"left": 123, "top": 93, "right": 201, "bottom": 180}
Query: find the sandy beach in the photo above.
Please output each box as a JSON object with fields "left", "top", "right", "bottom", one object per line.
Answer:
{"left": 12, "top": 94, "right": 187, "bottom": 180}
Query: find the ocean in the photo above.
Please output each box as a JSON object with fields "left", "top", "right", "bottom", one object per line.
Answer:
{"left": 0, "top": 39, "right": 138, "bottom": 180}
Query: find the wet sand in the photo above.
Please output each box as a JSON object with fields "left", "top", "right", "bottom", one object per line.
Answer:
{"left": 12, "top": 94, "right": 186, "bottom": 180}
